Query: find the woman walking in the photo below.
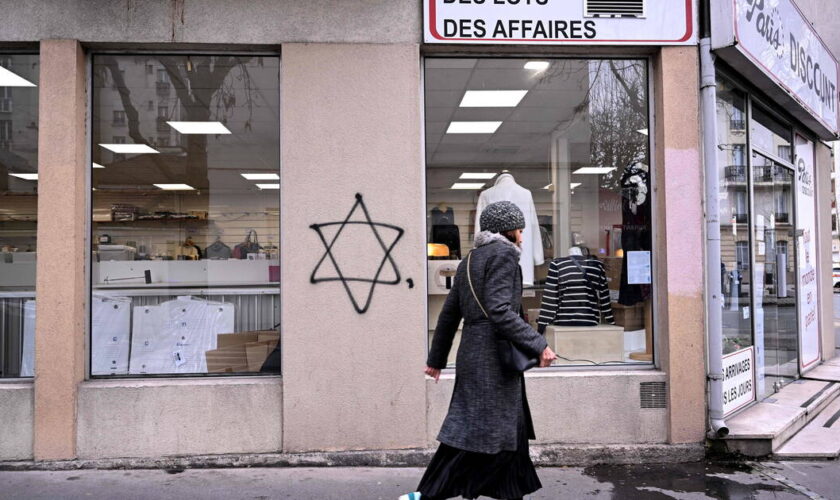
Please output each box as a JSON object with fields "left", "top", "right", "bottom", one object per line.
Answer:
{"left": 402, "top": 201, "right": 557, "bottom": 500}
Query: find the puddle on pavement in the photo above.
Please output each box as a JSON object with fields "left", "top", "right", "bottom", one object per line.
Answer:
{"left": 582, "top": 461, "right": 795, "bottom": 499}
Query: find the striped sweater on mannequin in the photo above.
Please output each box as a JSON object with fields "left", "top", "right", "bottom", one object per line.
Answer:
{"left": 536, "top": 256, "right": 615, "bottom": 333}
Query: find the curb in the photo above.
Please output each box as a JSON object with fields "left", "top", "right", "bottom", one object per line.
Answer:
{"left": 0, "top": 443, "right": 705, "bottom": 471}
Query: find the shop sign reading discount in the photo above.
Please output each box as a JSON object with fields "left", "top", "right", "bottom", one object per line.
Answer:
{"left": 722, "top": 346, "right": 755, "bottom": 416}
{"left": 731, "top": 0, "right": 839, "bottom": 133}
{"left": 424, "top": 0, "right": 696, "bottom": 45}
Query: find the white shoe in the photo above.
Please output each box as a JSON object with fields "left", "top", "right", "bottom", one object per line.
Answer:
{"left": 398, "top": 493, "right": 421, "bottom": 500}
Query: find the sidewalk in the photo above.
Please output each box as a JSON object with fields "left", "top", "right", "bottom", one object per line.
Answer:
{"left": 0, "top": 460, "right": 834, "bottom": 499}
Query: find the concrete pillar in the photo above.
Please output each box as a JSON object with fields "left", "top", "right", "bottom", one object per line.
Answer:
{"left": 653, "top": 46, "right": 707, "bottom": 444}
{"left": 33, "top": 40, "right": 87, "bottom": 460}
{"left": 280, "top": 44, "right": 427, "bottom": 452}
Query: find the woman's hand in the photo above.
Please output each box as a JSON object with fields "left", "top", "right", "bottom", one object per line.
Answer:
{"left": 425, "top": 366, "right": 441, "bottom": 382}
{"left": 539, "top": 346, "right": 557, "bottom": 368}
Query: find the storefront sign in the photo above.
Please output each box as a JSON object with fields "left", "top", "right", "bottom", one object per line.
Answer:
{"left": 795, "top": 134, "right": 821, "bottom": 371}
{"left": 723, "top": 346, "right": 755, "bottom": 416}
{"left": 713, "top": 0, "right": 839, "bottom": 135}
{"left": 424, "top": 0, "right": 696, "bottom": 45}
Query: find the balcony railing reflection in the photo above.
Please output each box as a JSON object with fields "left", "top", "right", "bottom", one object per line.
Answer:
{"left": 725, "top": 165, "right": 747, "bottom": 182}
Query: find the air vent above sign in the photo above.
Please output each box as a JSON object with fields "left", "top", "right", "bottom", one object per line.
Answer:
{"left": 424, "top": 0, "right": 693, "bottom": 45}
{"left": 585, "top": 0, "right": 645, "bottom": 18}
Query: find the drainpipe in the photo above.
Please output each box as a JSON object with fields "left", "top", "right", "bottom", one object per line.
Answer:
{"left": 701, "top": 35, "right": 728, "bottom": 438}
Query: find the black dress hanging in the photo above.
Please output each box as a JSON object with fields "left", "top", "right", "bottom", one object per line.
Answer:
{"left": 619, "top": 163, "right": 651, "bottom": 306}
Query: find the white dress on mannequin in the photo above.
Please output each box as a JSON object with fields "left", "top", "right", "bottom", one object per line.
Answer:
{"left": 475, "top": 173, "right": 544, "bottom": 286}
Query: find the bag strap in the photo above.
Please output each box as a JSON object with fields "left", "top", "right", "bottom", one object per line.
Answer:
{"left": 466, "top": 251, "right": 489, "bottom": 319}
{"left": 569, "top": 256, "right": 588, "bottom": 280}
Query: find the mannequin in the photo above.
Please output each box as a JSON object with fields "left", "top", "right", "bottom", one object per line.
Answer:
{"left": 537, "top": 254, "right": 614, "bottom": 330}
{"left": 474, "top": 173, "right": 543, "bottom": 285}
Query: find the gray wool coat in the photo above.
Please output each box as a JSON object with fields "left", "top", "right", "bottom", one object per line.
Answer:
{"left": 427, "top": 231, "right": 548, "bottom": 454}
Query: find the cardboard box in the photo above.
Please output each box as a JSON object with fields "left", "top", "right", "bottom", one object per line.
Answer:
{"left": 603, "top": 257, "right": 623, "bottom": 291}
{"left": 245, "top": 340, "right": 274, "bottom": 371}
{"left": 208, "top": 330, "right": 279, "bottom": 372}
{"left": 612, "top": 302, "right": 644, "bottom": 330}
{"left": 205, "top": 345, "right": 248, "bottom": 373}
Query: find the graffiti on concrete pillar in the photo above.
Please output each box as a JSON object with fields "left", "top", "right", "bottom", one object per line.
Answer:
{"left": 310, "top": 193, "right": 405, "bottom": 314}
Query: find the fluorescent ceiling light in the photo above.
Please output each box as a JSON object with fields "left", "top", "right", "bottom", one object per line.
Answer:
{"left": 0, "top": 66, "right": 36, "bottom": 87}
{"left": 459, "top": 90, "right": 528, "bottom": 108}
{"left": 446, "top": 121, "right": 502, "bottom": 134}
{"left": 460, "top": 173, "right": 496, "bottom": 180}
{"left": 99, "top": 144, "right": 159, "bottom": 154}
{"left": 637, "top": 128, "right": 649, "bottom": 136}
{"left": 524, "top": 61, "right": 550, "bottom": 71}
{"left": 167, "top": 121, "right": 231, "bottom": 134}
{"left": 92, "top": 162, "right": 106, "bottom": 169}
{"left": 570, "top": 183, "right": 582, "bottom": 189}
{"left": 241, "top": 173, "right": 280, "bottom": 181}
{"left": 9, "top": 173, "right": 37, "bottom": 181}
{"left": 154, "top": 183, "right": 195, "bottom": 190}
{"left": 256, "top": 183, "right": 280, "bottom": 190}
{"left": 451, "top": 183, "right": 485, "bottom": 190}
{"left": 542, "top": 183, "right": 553, "bottom": 190}
{"left": 573, "top": 167, "right": 615, "bottom": 175}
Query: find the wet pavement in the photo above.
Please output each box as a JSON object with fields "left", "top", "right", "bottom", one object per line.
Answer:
{"left": 1, "top": 459, "right": 838, "bottom": 499}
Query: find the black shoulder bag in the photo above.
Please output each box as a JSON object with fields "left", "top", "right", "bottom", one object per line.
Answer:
{"left": 466, "top": 251, "right": 539, "bottom": 373}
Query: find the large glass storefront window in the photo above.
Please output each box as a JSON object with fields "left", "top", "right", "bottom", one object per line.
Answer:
{"left": 0, "top": 54, "right": 38, "bottom": 378}
{"left": 425, "top": 58, "right": 653, "bottom": 367}
{"left": 91, "top": 55, "right": 280, "bottom": 376}
{"left": 716, "top": 78, "right": 752, "bottom": 355}
{"left": 717, "top": 75, "right": 803, "bottom": 402}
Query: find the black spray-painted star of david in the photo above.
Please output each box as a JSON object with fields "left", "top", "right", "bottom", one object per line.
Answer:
{"left": 310, "top": 193, "right": 404, "bottom": 314}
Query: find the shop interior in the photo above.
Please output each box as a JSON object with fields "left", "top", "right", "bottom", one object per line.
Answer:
{"left": 425, "top": 58, "right": 654, "bottom": 367}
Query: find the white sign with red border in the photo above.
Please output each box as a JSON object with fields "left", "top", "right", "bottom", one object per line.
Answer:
{"left": 723, "top": 346, "right": 756, "bottom": 416}
{"left": 424, "top": 0, "right": 696, "bottom": 45}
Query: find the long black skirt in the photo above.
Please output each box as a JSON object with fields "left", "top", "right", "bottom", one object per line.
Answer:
{"left": 415, "top": 425, "right": 541, "bottom": 500}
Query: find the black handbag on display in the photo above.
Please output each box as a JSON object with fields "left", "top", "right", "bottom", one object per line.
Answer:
{"left": 466, "top": 251, "right": 539, "bottom": 373}
{"left": 232, "top": 230, "right": 262, "bottom": 259}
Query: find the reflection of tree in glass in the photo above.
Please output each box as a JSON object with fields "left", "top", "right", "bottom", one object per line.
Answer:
{"left": 534, "top": 59, "right": 647, "bottom": 191}
{"left": 589, "top": 60, "right": 647, "bottom": 191}
{"left": 97, "top": 55, "right": 255, "bottom": 189}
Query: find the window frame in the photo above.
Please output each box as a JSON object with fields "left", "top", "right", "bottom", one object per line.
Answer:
{"left": 86, "top": 50, "right": 283, "bottom": 380}
{"left": 420, "top": 53, "right": 659, "bottom": 372}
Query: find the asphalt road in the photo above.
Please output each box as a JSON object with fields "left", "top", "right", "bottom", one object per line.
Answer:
{"left": 1, "top": 460, "right": 838, "bottom": 500}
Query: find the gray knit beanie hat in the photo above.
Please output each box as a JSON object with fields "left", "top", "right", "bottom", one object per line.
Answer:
{"left": 479, "top": 201, "right": 526, "bottom": 234}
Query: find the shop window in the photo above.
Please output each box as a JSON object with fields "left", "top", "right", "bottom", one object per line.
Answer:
{"left": 751, "top": 104, "right": 791, "bottom": 161}
{"left": 91, "top": 54, "right": 280, "bottom": 377}
{"left": 716, "top": 78, "right": 753, "bottom": 354}
{"left": 424, "top": 58, "right": 653, "bottom": 367}
{"left": 0, "top": 54, "right": 39, "bottom": 378}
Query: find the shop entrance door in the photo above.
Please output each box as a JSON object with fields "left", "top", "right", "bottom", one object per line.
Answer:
{"left": 751, "top": 151, "right": 798, "bottom": 400}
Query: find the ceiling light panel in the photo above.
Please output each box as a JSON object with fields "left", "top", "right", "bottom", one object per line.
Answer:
{"left": 0, "top": 66, "right": 36, "bottom": 87}
{"left": 9, "top": 173, "right": 37, "bottom": 180}
{"left": 570, "top": 183, "right": 582, "bottom": 189}
{"left": 154, "top": 184, "right": 195, "bottom": 190}
{"left": 241, "top": 173, "right": 280, "bottom": 181}
{"left": 446, "top": 121, "right": 502, "bottom": 134}
{"left": 524, "top": 61, "right": 550, "bottom": 71}
{"left": 92, "top": 162, "right": 106, "bottom": 169}
{"left": 167, "top": 121, "right": 232, "bottom": 134}
{"left": 459, "top": 173, "right": 496, "bottom": 180}
{"left": 255, "top": 183, "right": 280, "bottom": 190}
{"left": 99, "top": 144, "right": 159, "bottom": 154}
{"left": 573, "top": 167, "right": 615, "bottom": 175}
{"left": 459, "top": 90, "right": 528, "bottom": 108}
{"left": 451, "top": 183, "right": 485, "bottom": 190}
